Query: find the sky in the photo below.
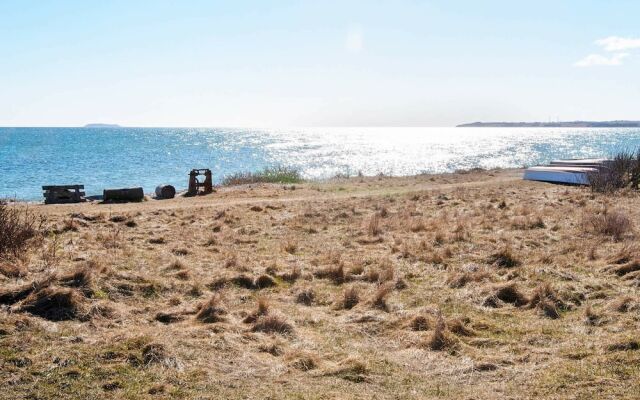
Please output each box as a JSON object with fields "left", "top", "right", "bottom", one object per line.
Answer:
{"left": 0, "top": 0, "right": 639, "bottom": 127}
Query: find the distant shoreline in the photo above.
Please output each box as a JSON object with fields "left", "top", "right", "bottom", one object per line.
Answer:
{"left": 84, "top": 123, "right": 121, "bottom": 128}
{"left": 457, "top": 121, "right": 640, "bottom": 128}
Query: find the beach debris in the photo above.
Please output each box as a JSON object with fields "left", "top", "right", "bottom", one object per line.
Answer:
{"left": 103, "top": 187, "right": 144, "bottom": 202}
{"left": 155, "top": 184, "right": 176, "bottom": 199}
{"left": 187, "top": 169, "right": 213, "bottom": 196}
{"left": 42, "top": 185, "right": 86, "bottom": 204}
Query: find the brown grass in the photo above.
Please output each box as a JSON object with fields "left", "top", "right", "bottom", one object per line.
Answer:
{"left": 488, "top": 246, "right": 520, "bottom": 268}
{"left": 251, "top": 314, "right": 294, "bottom": 335}
{"left": 196, "top": 295, "right": 227, "bottom": 323}
{"left": 20, "top": 287, "right": 87, "bottom": 321}
{"left": 4, "top": 170, "right": 640, "bottom": 399}
{"left": 409, "top": 315, "right": 430, "bottom": 331}
{"left": 426, "top": 313, "right": 454, "bottom": 351}
{"left": 371, "top": 283, "right": 393, "bottom": 311}
{"left": 339, "top": 286, "right": 360, "bottom": 310}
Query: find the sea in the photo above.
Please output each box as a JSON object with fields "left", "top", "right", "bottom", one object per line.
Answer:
{"left": 2, "top": 127, "right": 640, "bottom": 200}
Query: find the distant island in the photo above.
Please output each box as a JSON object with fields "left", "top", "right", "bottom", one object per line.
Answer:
{"left": 457, "top": 120, "right": 640, "bottom": 128}
{"left": 83, "top": 123, "right": 121, "bottom": 128}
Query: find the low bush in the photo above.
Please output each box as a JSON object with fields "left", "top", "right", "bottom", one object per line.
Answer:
{"left": 588, "top": 149, "right": 640, "bottom": 193}
{"left": 0, "top": 201, "right": 46, "bottom": 258}
{"left": 583, "top": 208, "right": 633, "bottom": 241}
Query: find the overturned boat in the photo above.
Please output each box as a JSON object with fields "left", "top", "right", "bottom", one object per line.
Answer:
{"left": 523, "top": 159, "right": 609, "bottom": 185}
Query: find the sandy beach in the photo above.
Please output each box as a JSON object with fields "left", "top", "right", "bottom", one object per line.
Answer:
{"left": 1, "top": 168, "right": 639, "bottom": 399}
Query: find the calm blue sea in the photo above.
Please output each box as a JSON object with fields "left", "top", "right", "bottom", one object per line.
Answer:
{"left": 1, "top": 127, "right": 640, "bottom": 200}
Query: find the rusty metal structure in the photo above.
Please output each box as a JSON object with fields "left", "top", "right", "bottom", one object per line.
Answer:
{"left": 187, "top": 169, "right": 213, "bottom": 196}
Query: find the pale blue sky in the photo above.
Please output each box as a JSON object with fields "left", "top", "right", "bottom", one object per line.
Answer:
{"left": 1, "top": 0, "right": 639, "bottom": 127}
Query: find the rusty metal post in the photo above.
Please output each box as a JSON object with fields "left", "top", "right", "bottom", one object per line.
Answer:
{"left": 204, "top": 169, "right": 213, "bottom": 193}
{"left": 188, "top": 170, "right": 198, "bottom": 196}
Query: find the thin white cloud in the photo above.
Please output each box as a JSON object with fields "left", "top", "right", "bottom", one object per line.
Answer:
{"left": 574, "top": 53, "right": 629, "bottom": 67}
{"left": 595, "top": 36, "right": 640, "bottom": 52}
{"left": 345, "top": 26, "right": 364, "bottom": 53}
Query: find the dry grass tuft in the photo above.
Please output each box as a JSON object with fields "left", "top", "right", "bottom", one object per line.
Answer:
{"left": 609, "top": 260, "right": 640, "bottom": 276}
{"left": 606, "top": 339, "right": 640, "bottom": 352}
{"left": 447, "top": 268, "right": 491, "bottom": 288}
{"left": 282, "top": 239, "right": 298, "bottom": 254}
{"left": 295, "top": 288, "right": 315, "bottom": 306}
{"left": 315, "top": 264, "right": 346, "bottom": 284}
{"left": 488, "top": 246, "right": 520, "bottom": 268}
{"left": 320, "top": 358, "right": 369, "bottom": 382}
{"left": 0, "top": 262, "right": 26, "bottom": 278}
{"left": 584, "top": 208, "right": 634, "bottom": 241}
{"left": 20, "top": 287, "right": 87, "bottom": 321}
{"left": 609, "top": 296, "right": 635, "bottom": 313}
{"left": 141, "top": 343, "right": 181, "bottom": 368}
{"left": 409, "top": 315, "right": 430, "bottom": 331}
{"left": 244, "top": 298, "right": 270, "bottom": 323}
{"left": 255, "top": 274, "right": 277, "bottom": 289}
{"left": 231, "top": 274, "right": 256, "bottom": 289}
{"left": 426, "top": 314, "right": 454, "bottom": 351}
{"left": 371, "top": 283, "right": 393, "bottom": 311}
{"left": 339, "top": 286, "right": 360, "bottom": 310}
{"left": 584, "top": 304, "right": 601, "bottom": 326}
{"left": 0, "top": 276, "right": 55, "bottom": 305}
{"left": 196, "top": 295, "right": 227, "bottom": 323}
{"left": 367, "top": 213, "right": 381, "bottom": 236}
{"left": 59, "top": 266, "right": 96, "bottom": 296}
{"left": 448, "top": 318, "right": 475, "bottom": 336}
{"left": 289, "top": 354, "right": 319, "bottom": 371}
{"left": 492, "top": 283, "right": 528, "bottom": 307}
{"left": 528, "top": 282, "right": 566, "bottom": 311}
{"left": 252, "top": 314, "right": 294, "bottom": 335}
{"left": 280, "top": 265, "right": 301, "bottom": 282}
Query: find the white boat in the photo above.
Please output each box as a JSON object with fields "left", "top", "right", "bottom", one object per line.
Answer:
{"left": 549, "top": 158, "right": 609, "bottom": 168}
{"left": 523, "top": 166, "right": 597, "bottom": 185}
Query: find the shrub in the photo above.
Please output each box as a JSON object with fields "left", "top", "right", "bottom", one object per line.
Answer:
{"left": 588, "top": 149, "right": 640, "bottom": 193}
{"left": 584, "top": 208, "right": 633, "bottom": 241}
{"left": 0, "top": 202, "right": 45, "bottom": 258}
{"left": 222, "top": 166, "right": 303, "bottom": 186}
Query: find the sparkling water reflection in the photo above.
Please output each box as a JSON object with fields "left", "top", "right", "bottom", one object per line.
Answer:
{"left": 1, "top": 127, "right": 639, "bottom": 200}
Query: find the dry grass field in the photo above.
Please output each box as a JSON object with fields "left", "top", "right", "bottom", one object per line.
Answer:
{"left": 1, "top": 168, "right": 639, "bottom": 399}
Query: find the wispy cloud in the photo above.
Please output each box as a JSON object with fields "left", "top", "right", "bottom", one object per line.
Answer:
{"left": 574, "top": 35, "right": 639, "bottom": 67}
{"left": 574, "top": 53, "right": 629, "bottom": 67}
{"left": 595, "top": 36, "right": 640, "bottom": 52}
{"left": 345, "top": 26, "right": 364, "bottom": 53}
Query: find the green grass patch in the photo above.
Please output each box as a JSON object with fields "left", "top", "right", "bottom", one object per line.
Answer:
{"left": 222, "top": 166, "right": 303, "bottom": 186}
